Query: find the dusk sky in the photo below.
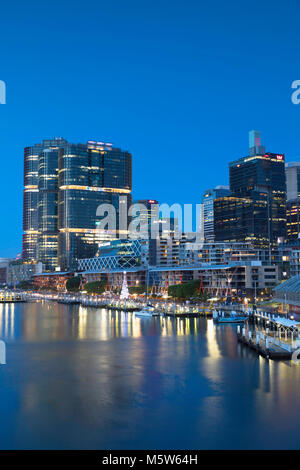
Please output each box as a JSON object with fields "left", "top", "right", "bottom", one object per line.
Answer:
{"left": 1, "top": 0, "right": 300, "bottom": 257}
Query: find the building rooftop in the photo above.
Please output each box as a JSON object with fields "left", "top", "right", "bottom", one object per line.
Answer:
{"left": 286, "top": 162, "right": 300, "bottom": 168}
{"left": 33, "top": 271, "right": 72, "bottom": 277}
{"left": 274, "top": 275, "right": 300, "bottom": 294}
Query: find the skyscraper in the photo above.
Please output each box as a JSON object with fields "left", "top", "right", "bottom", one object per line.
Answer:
{"left": 285, "top": 162, "right": 300, "bottom": 201}
{"left": 249, "top": 129, "right": 265, "bottom": 156}
{"left": 23, "top": 138, "right": 132, "bottom": 271}
{"left": 202, "top": 186, "right": 230, "bottom": 242}
{"left": 215, "top": 131, "right": 286, "bottom": 248}
{"left": 286, "top": 199, "right": 300, "bottom": 240}
{"left": 132, "top": 199, "right": 159, "bottom": 237}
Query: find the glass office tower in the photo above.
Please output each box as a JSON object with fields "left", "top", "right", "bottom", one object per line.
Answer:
{"left": 202, "top": 186, "right": 230, "bottom": 242}
{"left": 286, "top": 162, "right": 300, "bottom": 201}
{"left": 215, "top": 132, "right": 286, "bottom": 249}
{"left": 228, "top": 152, "right": 286, "bottom": 246}
{"left": 286, "top": 199, "right": 300, "bottom": 241}
{"left": 23, "top": 139, "right": 132, "bottom": 271}
{"left": 23, "top": 144, "right": 41, "bottom": 261}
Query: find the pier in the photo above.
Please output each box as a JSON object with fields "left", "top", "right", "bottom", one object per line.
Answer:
{"left": 236, "top": 313, "right": 300, "bottom": 360}
{"left": 237, "top": 326, "right": 292, "bottom": 360}
{"left": 0, "top": 291, "right": 26, "bottom": 303}
{"left": 158, "top": 304, "right": 213, "bottom": 318}
{"left": 212, "top": 307, "right": 300, "bottom": 361}
{"left": 105, "top": 300, "right": 140, "bottom": 312}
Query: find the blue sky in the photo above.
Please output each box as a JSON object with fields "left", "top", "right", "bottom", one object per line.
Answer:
{"left": 0, "top": 0, "right": 300, "bottom": 257}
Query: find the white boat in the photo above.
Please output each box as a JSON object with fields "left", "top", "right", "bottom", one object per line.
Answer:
{"left": 215, "top": 309, "right": 247, "bottom": 324}
{"left": 135, "top": 304, "right": 160, "bottom": 318}
{"left": 135, "top": 271, "right": 160, "bottom": 318}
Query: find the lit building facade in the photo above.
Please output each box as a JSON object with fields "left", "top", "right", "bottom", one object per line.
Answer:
{"left": 7, "top": 260, "right": 43, "bottom": 286}
{"left": 286, "top": 198, "right": 300, "bottom": 241}
{"left": 180, "top": 241, "right": 260, "bottom": 266}
{"left": 78, "top": 239, "right": 149, "bottom": 272}
{"left": 149, "top": 263, "right": 278, "bottom": 297}
{"left": 23, "top": 138, "right": 132, "bottom": 271}
{"left": 201, "top": 186, "right": 230, "bottom": 242}
{"left": 0, "top": 258, "right": 11, "bottom": 285}
{"left": 215, "top": 131, "right": 286, "bottom": 248}
{"left": 214, "top": 196, "right": 255, "bottom": 244}
{"left": 132, "top": 199, "right": 159, "bottom": 237}
{"left": 32, "top": 271, "right": 74, "bottom": 291}
{"left": 148, "top": 218, "right": 181, "bottom": 267}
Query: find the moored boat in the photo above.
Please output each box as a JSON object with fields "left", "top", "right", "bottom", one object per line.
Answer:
{"left": 216, "top": 316, "right": 247, "bottom": 324}
{"left": 135, "top": 304, "right": 160, "bottom": 318}
{"left": 214, "top": 309, "right": 248, "bottom": 324}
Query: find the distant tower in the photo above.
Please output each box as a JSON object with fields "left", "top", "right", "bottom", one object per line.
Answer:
{"left": 249, "top": 130, "right": 265, "bottom": 156}
{"left": 285, "top": 162, "right": 300, "bottom": 201}
{"left": 120, "top": 271, "right": 130, "bottom": 300}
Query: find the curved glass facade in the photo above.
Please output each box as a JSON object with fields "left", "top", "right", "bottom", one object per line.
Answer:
{"left": 37, "top": 149, "right": 59, "bottom": 270}
{"left": 22, "top": 145, "right": 40, "bottom": 261}
{"left": 23, "top": 139, "right": 132, "bottom": 271}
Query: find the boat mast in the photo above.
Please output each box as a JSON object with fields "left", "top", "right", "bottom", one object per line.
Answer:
{"left": 146, "top": 268, "right": 149, "bottom": 301}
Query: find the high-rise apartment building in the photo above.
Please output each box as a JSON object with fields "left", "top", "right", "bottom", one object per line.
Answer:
{"left": 23, "top": 138, "right": 132, "bottom": 271}
{"left": 149, "top": 218, "right": 180, "bottom": 267}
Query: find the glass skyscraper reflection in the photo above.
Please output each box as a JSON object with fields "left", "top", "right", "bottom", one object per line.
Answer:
{"left": 23, "top": 138, "right": 132, "bottom": 271}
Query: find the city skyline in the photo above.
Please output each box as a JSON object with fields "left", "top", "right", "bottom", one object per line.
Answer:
{"left": 6, "top": 127, "right": 300, "bottom": 262}
{"left": 2, "top": 1, "right": 300, "bottom": 457}
{"left": 1, "top": 0, "right": 300, "bottom": 258}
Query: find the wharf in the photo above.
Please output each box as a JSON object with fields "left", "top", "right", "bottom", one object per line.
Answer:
{"left": 237, "top": 326, "right": 296, "bottom": 360}
{"left": 106, "top": 304, "right": 140, "bottom": 312}
{"left": 237, "top": 333, "right": 291, "bottom": 360}
{"left": 0, "top": 292, "right": 27, "bottom": 303}
{"left": 163, "top": 309, "right": 212, "bottom": 318}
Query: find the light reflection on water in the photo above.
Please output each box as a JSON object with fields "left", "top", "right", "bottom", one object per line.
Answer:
{"left": 0, "top": 302, "right": 300, "bottom": 449}
{"left": 0, "top": 302, "right": 208, "bottom": 342}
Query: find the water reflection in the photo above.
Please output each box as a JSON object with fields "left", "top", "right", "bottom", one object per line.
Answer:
{"left": 0, "top": 303, "right": 15, "bottom": 340}
{"left": 1, "top": 302, "right": 300, "bottom": 448}
{"left": 0, "top": 302, "right": 212, "bottom": 342}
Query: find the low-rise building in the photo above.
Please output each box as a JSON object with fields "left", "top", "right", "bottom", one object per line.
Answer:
{"left": 32, "top": 272, "right": 74, "bottom": 291}
{"left": 149, "top": 263, "right": 278, "bottom": 298}
{"left": 78, "top": 239, "right": 149, "bottom": 272}
{"left": 7, "top": 260, "right": 44, "bottom": 286}
{"left": 273, "top": 275, "right": 300, "bottom": 312}
{"left": 0, "top": 258, "right": 11, "bottom": 285}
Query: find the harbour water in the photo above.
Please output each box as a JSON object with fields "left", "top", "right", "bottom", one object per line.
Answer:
{"left": 0, "top": 301, "right": 300, "bottom": 449}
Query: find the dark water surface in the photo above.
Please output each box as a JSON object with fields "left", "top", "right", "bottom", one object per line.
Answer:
{"left": 0, "top": 301, "right": 299, "bottom": 449}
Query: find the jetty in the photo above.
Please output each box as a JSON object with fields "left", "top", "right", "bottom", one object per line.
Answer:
{"left": 237, "top": 326, "right": 293, "bottom": 360}
{"left": 105, "top": 300, "right": 140, "bottom": 312}
{"left": 0, "top": 291, "right": 27, "bottom": 303}
{"left": 80, "top": 296, "right": 107, "bottom": 308}
{"left": 158, "top": 304, "right": 212, "bottom": 318}
{"left": 236, "top": 313, "right": 300, "bottom": 360}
